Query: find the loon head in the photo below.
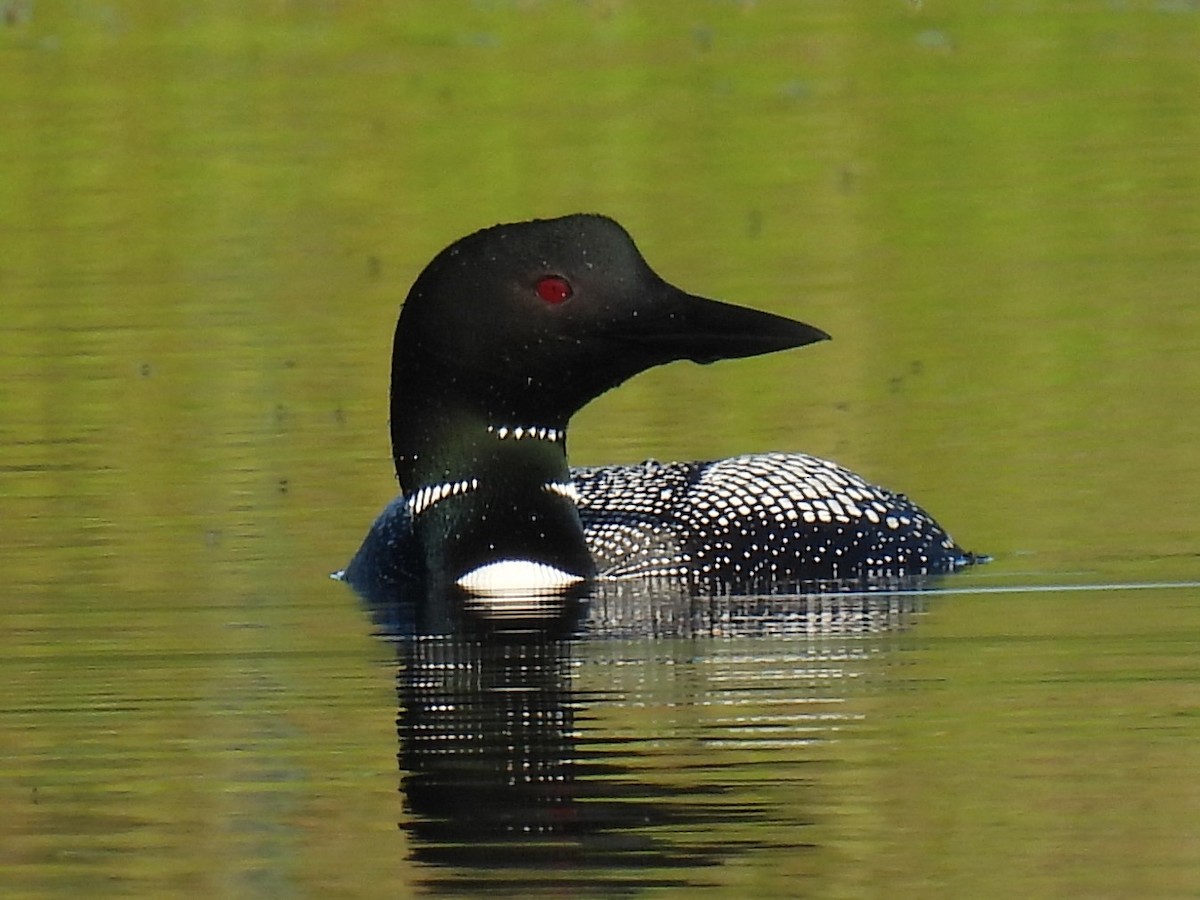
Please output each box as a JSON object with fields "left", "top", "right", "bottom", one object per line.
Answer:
{"left": 390, "top": 214, "right": 829, "bottom": 455}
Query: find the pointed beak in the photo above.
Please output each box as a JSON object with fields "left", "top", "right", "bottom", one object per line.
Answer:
{"left": 623, "top": 285, "right": 830, "bottom": 365}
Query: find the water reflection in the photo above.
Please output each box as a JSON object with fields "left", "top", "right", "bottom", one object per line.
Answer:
{"left": 362, "top": 581, "right": 927, "bottom": 894}
{"left": 357, "top": 573, "right": 930, "bottom": 640}
{"left": 395, "top": 632, "right": 742, "bottom": 893}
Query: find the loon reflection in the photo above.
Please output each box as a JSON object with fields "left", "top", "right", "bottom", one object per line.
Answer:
{"left": 370, "top": 581, "right": 926, "bottom": 891}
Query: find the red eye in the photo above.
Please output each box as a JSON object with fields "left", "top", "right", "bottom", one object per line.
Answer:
{"left": 535, "top": 275, "right": 573, "bottom": 304}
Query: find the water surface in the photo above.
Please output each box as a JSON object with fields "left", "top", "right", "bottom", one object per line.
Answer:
{"left": 3, "top": 3, "right": 1199, "bottom": 897}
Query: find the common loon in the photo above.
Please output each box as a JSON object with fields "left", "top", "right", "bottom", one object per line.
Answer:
{"left": 342, "top": 214, "right": 982, "bottom": 598}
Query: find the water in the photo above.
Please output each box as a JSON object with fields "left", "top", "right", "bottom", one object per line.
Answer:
{"left": 4, "top": 3, "right": 1200, "bottom": 897}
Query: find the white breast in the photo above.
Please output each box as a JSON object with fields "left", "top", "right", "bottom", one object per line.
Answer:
{"left": 456, "top": 558, "right": 585, "bottom": 596}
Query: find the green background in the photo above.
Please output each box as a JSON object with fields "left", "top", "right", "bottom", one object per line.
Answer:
{"left": 3, "top": 3, "right": 1199, "bottom": 897}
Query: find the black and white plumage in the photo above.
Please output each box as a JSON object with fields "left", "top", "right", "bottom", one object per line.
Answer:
{"left": 345, "top": 450, "right": 975, "bottom": 596}
{"left": 575, "top": 452, "right": 973, "bottom": 584}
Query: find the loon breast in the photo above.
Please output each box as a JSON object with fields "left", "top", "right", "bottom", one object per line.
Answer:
{"left": 573, "top": 452, "right": 974, "bottom": 583}
{"left": 456, "top": 559, "right": 586, "bottom": 595}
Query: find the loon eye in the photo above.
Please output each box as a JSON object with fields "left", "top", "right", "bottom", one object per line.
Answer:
{"left": 535, "top": 275, "right": 573, "bottom": 304}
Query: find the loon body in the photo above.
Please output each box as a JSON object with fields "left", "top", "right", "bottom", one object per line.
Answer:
{"left": 342, "top": 214, "right": 980, "bottom": 599}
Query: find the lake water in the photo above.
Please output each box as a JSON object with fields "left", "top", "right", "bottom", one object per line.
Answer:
{"left": 3, "top": 3, "right": 1200, "bottom": 897}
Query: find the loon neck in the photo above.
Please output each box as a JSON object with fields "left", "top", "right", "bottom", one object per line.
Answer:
{"left": 390, "top": 391, "right": 592, "bottom": 587}
{"left": 391, "top": 387, "right": 569, "bottom": 488}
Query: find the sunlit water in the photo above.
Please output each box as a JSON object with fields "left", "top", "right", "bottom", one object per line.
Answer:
{"left": 4, "top": 3, "right": 1200, "bottom": 898}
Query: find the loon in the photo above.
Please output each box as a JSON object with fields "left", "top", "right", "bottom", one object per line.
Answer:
{"left": 341, "top": 214, "right": 982, "bottom": 599}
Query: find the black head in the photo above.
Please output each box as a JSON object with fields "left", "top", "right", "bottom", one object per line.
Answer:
{"left": 391, "top": 214, "right": 828, "bottom": 429}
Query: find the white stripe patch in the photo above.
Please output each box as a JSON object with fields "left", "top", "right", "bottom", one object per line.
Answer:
{"left": 542, "top": 481, "right": 581, "bottom": 503}
{"left": 487, "top": 424, "right": 563, "bottom": 443}
{"left": 456, "top": 559, "right": 584, "bottom": 596}
{"left": 406, "top": 478, "right": 479, "bottom": 517}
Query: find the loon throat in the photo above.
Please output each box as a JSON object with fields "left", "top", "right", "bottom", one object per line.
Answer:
{"left": 390, "top": 413, "right": 593, "bottom": 591}
{"left": 341, "top": 213, "right": 983, "bottom": 602}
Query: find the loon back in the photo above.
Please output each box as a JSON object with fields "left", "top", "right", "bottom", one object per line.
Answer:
{"left": 575, "top": 453, "right": 977, "bottom": 582}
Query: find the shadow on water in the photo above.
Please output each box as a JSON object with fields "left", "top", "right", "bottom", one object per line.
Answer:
{"left": 357, "top": 578, "right": 930, "bottom": 895}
